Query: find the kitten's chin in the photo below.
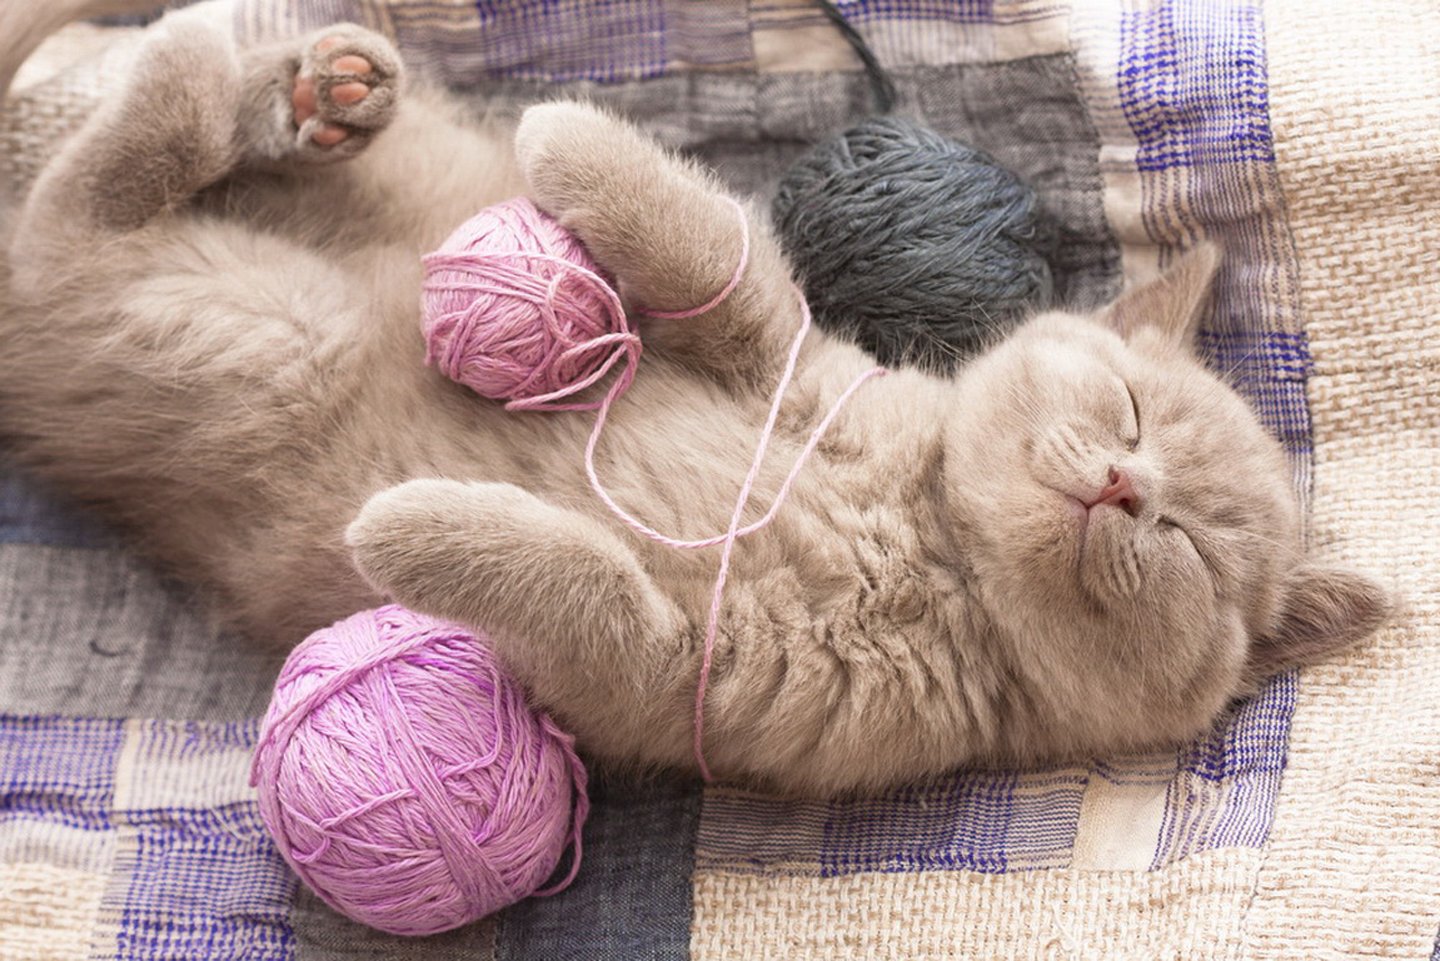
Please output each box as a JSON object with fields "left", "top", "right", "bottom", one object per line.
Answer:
{"left": 1065, "top": 506, "right": 1151, "bottom": 608}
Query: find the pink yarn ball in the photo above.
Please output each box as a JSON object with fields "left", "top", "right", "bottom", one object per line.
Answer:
{"left": 421, "top": 197, "right": 636, "bottom": 411}
{"left": 249, "top": 605, "right": 588, "bottom": 937}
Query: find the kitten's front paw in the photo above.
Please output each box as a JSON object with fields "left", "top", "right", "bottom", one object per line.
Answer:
{"left": 346, "top": 479, "right": 535, "bottom": 603}
{"left": 514, "top": 102, "right": 646, "bottom": 216}
{"left": 349, "top": 479, "right": 672, "bottom": 661}
{"left": 347, "top": 478, "right": 464, "bottom": 596}
{"left": 289, "top": 26, "right": 403, "bottom": 160}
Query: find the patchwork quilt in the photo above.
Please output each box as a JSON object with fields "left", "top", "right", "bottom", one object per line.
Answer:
{"left": 1, "top": 1, "right": 1437, "bottom": 958}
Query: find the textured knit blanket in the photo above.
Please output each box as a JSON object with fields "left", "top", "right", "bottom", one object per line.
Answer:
{"left": 1, "top": 1, "right": 1437, "bottom": 958}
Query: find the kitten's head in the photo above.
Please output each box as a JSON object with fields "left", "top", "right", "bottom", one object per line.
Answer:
{"left": 947, "top": 244, "right": 1390, "bottom": 758}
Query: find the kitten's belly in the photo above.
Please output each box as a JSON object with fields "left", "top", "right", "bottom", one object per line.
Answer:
{"left": 230, "top": 360, "right": 811, "bottom": 641}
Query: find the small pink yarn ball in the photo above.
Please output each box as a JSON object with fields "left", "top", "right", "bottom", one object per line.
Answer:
{"left": 421, "top": 197, "right": 634, "bottom": 410}
{"left": 249, "top": 605, "right": 588, "bottom": 937}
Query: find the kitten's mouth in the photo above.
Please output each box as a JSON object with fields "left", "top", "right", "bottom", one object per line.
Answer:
{"left": 1049, "top": 470, "right": 1143, "bottom": 540}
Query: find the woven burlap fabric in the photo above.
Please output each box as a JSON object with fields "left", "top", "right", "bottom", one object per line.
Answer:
{"left": 0, "top": 864, "right": 108, "bottom": 961}
{"left": 694, "top": 853, "right": 1271, "bottom": 958}
{"left": 1242, "top": 0, "right": 1440, "bottom": 955}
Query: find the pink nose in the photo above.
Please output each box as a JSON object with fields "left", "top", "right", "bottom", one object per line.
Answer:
{"left": 1088, "top": 466, "right": 1141, "bottom": 516}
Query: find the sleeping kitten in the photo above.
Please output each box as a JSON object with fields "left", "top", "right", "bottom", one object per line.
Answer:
{"left": 0, "top": 1, "right": 1388, "bottom": 795}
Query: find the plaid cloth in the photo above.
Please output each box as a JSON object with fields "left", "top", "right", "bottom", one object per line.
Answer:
{"left": 3, "top": 0, "right": 1437, "bottom": 958}
{"left": 0, "top": 716, "right": 294, "bottom": 959}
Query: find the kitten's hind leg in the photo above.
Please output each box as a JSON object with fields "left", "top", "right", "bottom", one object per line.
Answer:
{"left": 13, "top": 14, "right": 243, "bottom": 253}
{"left": 235, "top": 24, "right": 403, "bottom": 169}
{"left": 346, "top": 479, "right": 694, "bottom": 767}
{"left": 11, "top": 17, "right": 403, "bottom": 282}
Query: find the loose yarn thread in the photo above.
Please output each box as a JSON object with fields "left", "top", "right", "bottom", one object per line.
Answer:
{"left": 586, "top": 225, "right": 886, "bottom": 781}
{"left": 568, "top": 200, "right": 887, "bottom": 780}
{"left": 421, "top": 197, "right": 886, "bottom": 780}
{"left": 249, "top": 606, "right": 589, "bottom": 936}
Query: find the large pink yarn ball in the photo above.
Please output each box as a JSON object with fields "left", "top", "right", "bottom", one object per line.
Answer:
{"left": 420, "top": 197, "right": 633, "bottom": 410}
{"left": 249, "top": 605, "right": 588, "bottom": 936}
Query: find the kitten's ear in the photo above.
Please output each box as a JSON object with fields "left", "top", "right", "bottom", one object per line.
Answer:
{"left": 1246, "top": 564, "right": 1392, "bottom": 681}
{"left": 1100, "top": 242, "right": 1221, "bottom": 348}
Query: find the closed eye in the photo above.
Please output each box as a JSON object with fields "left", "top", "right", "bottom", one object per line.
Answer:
{"left": 1159, "top": 516, "right": 1218, "bottom": 580}
{"left": 1123, "top": 382, "right": 1141, "bottom": 450}
{"left": 1157, "top": 516, "right": 1191, "bottom": 542}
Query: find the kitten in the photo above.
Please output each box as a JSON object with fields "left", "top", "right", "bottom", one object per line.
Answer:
{"left": 0, "top": 1, "right": 1389, "bottom": 796}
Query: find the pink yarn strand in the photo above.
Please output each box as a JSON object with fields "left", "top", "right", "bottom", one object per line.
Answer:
{"left": 576, "top": 202, "right": 887, "bottom": 779}
{"left": 505, "top": 331, "right": 641, "bottom": 412}
{"left": 429, "top": 196, "right": 888, "bottom": 784}
{"left": 530, "top": 713, "right": 590, "bottom": 897}
{"left": 583, "top": 305, "right": 885, "bottom": 551}
{"left": 687, "top": 294, "right": 815, "bottom": 779}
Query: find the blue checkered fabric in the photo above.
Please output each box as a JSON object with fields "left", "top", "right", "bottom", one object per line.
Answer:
{"left": 817, "top": 769, "right": 1086, "bottom": 876}
{"left": 0, "top": 716, "right": 125, "bottom": 831}
{"left": 0, "top": 716, "right": 296, "bottom": 959}
{"left": 1119, "top": 1, "right": 1273, "bottom": 171}
{"left": 1197, "top": 330, "right": 1313, "bottom": 462}
{"left": 441, "top": 1, "right": 668, "bottom": 82}
{"left": 833, "top": 0, "right": 997, "bottom": 23}
{"left": 1152, "top": 673, "right": 1295, "bottom": 865}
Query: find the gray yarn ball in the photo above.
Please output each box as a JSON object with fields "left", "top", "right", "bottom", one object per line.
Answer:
{"left": 773, "top": 117, "right": 1053, "bottom": 370}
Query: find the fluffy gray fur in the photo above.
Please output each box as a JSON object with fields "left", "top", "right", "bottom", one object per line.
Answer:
{"left": 0, "top": 2, "right": 1390, "bottom": 796}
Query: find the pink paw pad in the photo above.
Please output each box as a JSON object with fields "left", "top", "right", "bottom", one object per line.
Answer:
{"left": 311, "top": 124, "right": 349, "bottom": 147}
{"left": 292, "top": 40, "right": 379, "bottom": 147}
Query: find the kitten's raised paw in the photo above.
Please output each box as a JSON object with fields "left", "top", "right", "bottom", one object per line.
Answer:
{"left": 346, "top": 479, "right": 538, "bottom": 604}
{"left": 251, "top": 25, "right": 403, "bottom": 165}
{"left": 514, "top": 102, "right": 649, "bottom": 215}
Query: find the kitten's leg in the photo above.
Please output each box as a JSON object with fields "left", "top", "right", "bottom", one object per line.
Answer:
{"left": 235, "top": 24, "right": 402, "bottom": 169}
{"left": 11, "top": 15, "right": 244, "bottom": 251}
{"left": 11, "top": 17, "right": 401, "bottom": 273}
{"left": 514, "top": 102, "right": 801, "bottom": 392}
{"left": 346, "top": 479, "right": 689, "bottom": 714}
